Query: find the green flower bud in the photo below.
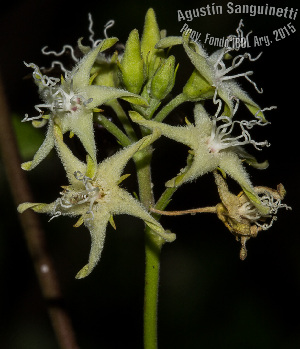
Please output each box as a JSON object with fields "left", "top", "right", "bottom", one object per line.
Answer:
{"left": 91, "top": 51, "right": 120, "bottom": 88}
{"left": 150, "top": 55, "right": 177, "bottom": 100}
{"left": 119, "top": 29, "right": 144, "bottom": 94}
{"left": 183, "top": 69, "right": 214, "bottom": 100}
{"left": 141, "top": 8, "right": 164, "bottom": 78}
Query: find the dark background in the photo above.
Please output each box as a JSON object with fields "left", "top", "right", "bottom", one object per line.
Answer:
{"left": 0, "top": 0, "right": 299, "bottom": 348}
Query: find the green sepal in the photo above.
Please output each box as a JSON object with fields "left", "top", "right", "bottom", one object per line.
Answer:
{"left": 109, "top": 215, "right": 117, "bottom": 230}
{"left": 93, "top": 108, "right": 103, "bottom": 113}
{"left": 246, "top": 104, "right": 267, "bottom": 122}
{"left": 222, "top": 103, "right": 231, "bottom": 117}
{"left": 92, "top": 55, "right": 120, "bottom": 88}
{"left": 73, "top": 216, "right": 84, "bottom": 228}
{"left": 128, "top": 110, "right": 145, "bottom": 123}
{"left": 144, "top": 221, "right": 176, "bottom": 242}
{"left": 89, "top": 72, "right": 98, "bottom": 85}
{"left": 117, "top": 173, "right": 131, "bottom": 185}
{"left": 185, "top": 117, "right": 191, "bottom": 125}
{"left": 183, "top": 69, "right": 214, "bottom": 100}
{"left": 78, "top": 37, "right": 119, "bottom": 55}
{"left": 156, "top": 36, "right": 183, "bottom": 49}
{"left": 216, "top": 167, "right": 227, "bottom": 178}
{"left": 100, "top": 37, "right": 119, "bottom": 52}
{"left": 32, "top": 119, "right": 48, "bottom": 128}
{"left": 242, "top": 186, "right": 270, "bottom": 215}
{"left": 160, "top": 29, "right": 167, "bottom": 39}
{"left": 138, "top": 128, "right": 161, "bottom": 150}
{"left": 165, "top": 173, "right": 186, "bottom": 188}
{"left": 245, "top": 159, "right": 269, "bottom": 170}
{"left": 165, "top": 153, "right": 194, "bottom": 187}
{"left": 121, "top": 95, "right": 149, "bottom": 106}
{"left": 245, "top": 156, "right": 269, "bottom": 169}
{"left": 236, "top": 147, "right": 269, "bottom": 170}
{"left": 86, "top": 154, "right": 97, "bottom": 179}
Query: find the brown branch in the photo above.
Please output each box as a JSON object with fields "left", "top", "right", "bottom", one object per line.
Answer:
{"left": 0, "top": 74, "right": 80, "bottom": 349}
{"left": 150, "top": 206, "right": 217, "bottom": 216}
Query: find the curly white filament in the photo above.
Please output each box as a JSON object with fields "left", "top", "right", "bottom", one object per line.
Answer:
{"left": 239, "top": 185, "right": 292, "bottom": 230}
{"left": 24, "top": 62, "right": 59, "bottom": 87}
{"left": 88, "top": 13, "right": 102, "bottom": 47}
{"left": 23, "top": 63, "right": 94, "bottom": 121}
{"left": 211, "top": 19, "right": 263, "bottom": 114}
{"left": 103, "top": 19, "right": 115, "bottom": 38}
{"left": 88, "top": 13, "right": 115, "bottom": 47}
{"left": 208, "top": 115, "right": 270, "bottom": 153}
{"left": 42, "top": 45, "right": 79, "bottom": 63}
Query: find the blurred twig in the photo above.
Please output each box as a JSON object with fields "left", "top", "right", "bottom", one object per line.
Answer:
{"left": 0, "top": 74, "right": 80, "bottom": 349}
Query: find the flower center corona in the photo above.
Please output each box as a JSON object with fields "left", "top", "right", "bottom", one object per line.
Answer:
{"left": 51, "top": 171, "right": 106, "bottom": 221}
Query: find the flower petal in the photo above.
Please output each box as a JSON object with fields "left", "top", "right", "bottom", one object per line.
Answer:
{"left": 225, "top": 80, "right": 265, "bottom": 121}
{"left": 129, "top": 111, "right": 195, "bottom": 147}
{"left": 17, "top": 202, "right": 56, "bottom": 214}
{"left": 111, "top": 188, "right": 176, "bottom": 242}
{"left": 193, "top": 103, "right": 213, "bottom": 133}
{"left": 234, "top": 146, "right": 269, "bottom": 169}
{"left": 96, "top": 130, "right": 160, "bottom": 185}
{"left": 76, "top": 209, "right": 111, "bottom": 279}
{"left": 21, "top": 119, "right": 55, "bottom": 171}
{"left": 59, "top": 109, "right": 97, "bottom": 164}
{"left": 72, "top": 44, "right": 102, "bottom": 89}
{"left": 219, "top": 152, "right": 269, "bottom": 215}
{"left": 182, "top": 34, "right": 213, "bottom": 84}
{"left": 80, "top": 85, "right": 149, "bottom": 108}
{"left": 53, "top": 125, "right": 87, "bottom": 187}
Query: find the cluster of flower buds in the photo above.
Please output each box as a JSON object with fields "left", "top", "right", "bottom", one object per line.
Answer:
{"left": 18, "top": 8, "right": 290, "bottom": 278}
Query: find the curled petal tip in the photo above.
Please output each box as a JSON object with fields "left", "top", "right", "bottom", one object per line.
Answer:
{"left": 165, "top": 230, "right": 176, "bottom": 242}
{"left": 21, "top": 161, "right": 32, "bottom": 171}
{"left": 17, "top": 203, "right": 30, "bottom": 213}
{"left": 75, "top": 264, "right": 90, "bottom": 279}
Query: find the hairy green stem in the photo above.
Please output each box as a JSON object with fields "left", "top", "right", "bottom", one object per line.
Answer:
{"left": 95, "top": 114, "right": 132, "bottom": 147}
{"left": 108, "top": 100, "right": 138, "bottom": 141}
{"left": 134, "top": 148, "right": 154, "bottom": 209}
{"left": 144, "top": 230, "right": 164, "bottom": 349}
{"left": 134, "top": 145, "right": 160, "bottom": 349}
{"left": 100, "top": 98, "right": 179, "bottom": 348}
{"left": 154, "top": 93, "right": 187, "bottom": 123}
{"left": 146, "top": 99, "right": 162, "bottom": 120}
{"left": 155, "top": 187, "right": 178, "bottom": 211}
{"left": 143, "top": 186, "right": 180, "bottom": 349}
